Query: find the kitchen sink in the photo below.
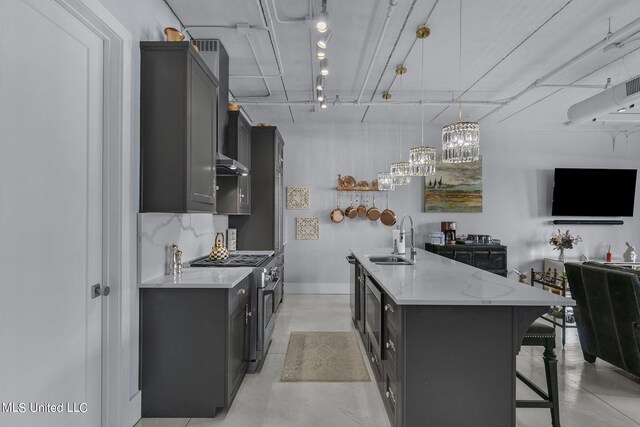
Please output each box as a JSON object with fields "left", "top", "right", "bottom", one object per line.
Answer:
{"left": 368, "top": 256, "right": 413, "bottom": 265}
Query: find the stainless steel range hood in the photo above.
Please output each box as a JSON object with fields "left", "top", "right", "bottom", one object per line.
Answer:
{"left": 216, "top": 153, "right": 249, "bottom": 176}
{"left": 193, "top": 39, "right": 250, "bottom": 177}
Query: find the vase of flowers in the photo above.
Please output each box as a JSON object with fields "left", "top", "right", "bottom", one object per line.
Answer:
{"left": 549, "top": 229, "right": 582, "bottom": 262}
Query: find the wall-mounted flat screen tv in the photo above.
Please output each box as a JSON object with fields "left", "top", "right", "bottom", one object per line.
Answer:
{"left": 551, "top": 168, "right": 637, "bottom": 217}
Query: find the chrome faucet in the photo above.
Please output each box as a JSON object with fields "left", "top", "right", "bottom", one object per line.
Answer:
{"left": 399, "top": 214, "right": 416, "bottom": 264}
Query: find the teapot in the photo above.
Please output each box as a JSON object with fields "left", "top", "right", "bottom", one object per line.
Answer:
{"left": 209, "top": 232, "right": 230, "bottom": 260}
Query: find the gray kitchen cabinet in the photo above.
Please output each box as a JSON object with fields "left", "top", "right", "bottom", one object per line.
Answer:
{"left": 229, "top": 125, "right": 284, "bottom": 252}
{"left": 140, "top": 277, "right": 251, "bottom": 417}
{"left": 424, "top": 243, "right": 508, "bottom": 276}
{"left": 216, "top": 110, "right": 251, "bottom": 214}
{"left": 140, "top": 41, "right": 218, "bottom": 213}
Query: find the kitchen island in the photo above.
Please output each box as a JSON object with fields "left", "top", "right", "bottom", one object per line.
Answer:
{"left": 351, "top": 248, "right": 575, "bottom": 427}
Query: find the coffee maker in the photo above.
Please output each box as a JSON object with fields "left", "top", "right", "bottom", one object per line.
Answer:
{"left": 441, "top": 221, "right": 456, "bottom": 244}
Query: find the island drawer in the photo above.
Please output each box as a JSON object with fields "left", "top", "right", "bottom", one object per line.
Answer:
{"left": 383, "top": 323, "right": 398, "bottom": 366}
{"left": 382, "top": 366, "right": 399, "bottom": 426}
{"left": 383, "top": 295, "right": 398, "bottom": 330}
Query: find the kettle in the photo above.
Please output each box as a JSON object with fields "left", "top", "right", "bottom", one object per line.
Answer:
{"left": 209, "top": 232, "right": 229, "bottom": 260}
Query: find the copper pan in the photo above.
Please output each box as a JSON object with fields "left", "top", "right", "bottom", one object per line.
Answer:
{"left": 164, "top": 27, "right": 185, "bottom": 42}
{"left": 380, "top": 193, "right": 396, "bottom": 226}
{"left": 330, "top": 194, "right": 344, "bottom": 223}
{"left": 344, "top": 193, "right": 358, "bottom": 219}
{"left": 356, "top": 193, "right": 367, "bottom": 217}
{"left": 367, "top": 194, "right": 381, "bottom": 221}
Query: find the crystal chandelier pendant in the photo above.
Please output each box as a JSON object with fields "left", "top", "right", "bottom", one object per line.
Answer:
{"left": 409, "top": 146, "right": 436, "bottom": 176}
{"left": 390, "top": 161, "right": 411, "bottom": 186}
{"left": 377, "top": 171, "right": 395, "bottom": 191}
{"left": 441, "top": 121, "right": 480, "bottom": 163}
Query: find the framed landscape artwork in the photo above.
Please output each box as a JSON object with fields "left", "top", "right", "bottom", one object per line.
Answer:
{"left": 424, "top": 157, "right": 482, "bottom": 213}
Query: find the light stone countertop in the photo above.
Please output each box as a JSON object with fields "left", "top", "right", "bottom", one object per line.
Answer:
{"left": 138, "top": 267, "right": 252, "bottom": 289}
{"left": 351, "top": 248, "right": 576, "bottom": 306}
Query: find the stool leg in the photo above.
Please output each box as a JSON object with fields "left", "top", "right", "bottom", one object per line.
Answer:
{"left": 543, "top": 343, "right": 561, "bottom": 427}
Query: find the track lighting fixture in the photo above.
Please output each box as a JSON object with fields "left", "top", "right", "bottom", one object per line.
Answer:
{"left": 316, "top": 48, "right": 326, "bottom": 60}
{"left": 315, "top": 0, "right": 329, "bottom": 33}
{"left": 317, "top": 89, "right": 324, "bottom": 102}
{"left": 320, "top": 101, "right": 327, "bottom": 109}
{"left": 316, "top": 75, "right": 325, "bottom": 91}
{"left": 320, "top": 58, "right": 329, "bottom": 76}
{"left": 317, "top": 30, "right": 332, "bottom": 49}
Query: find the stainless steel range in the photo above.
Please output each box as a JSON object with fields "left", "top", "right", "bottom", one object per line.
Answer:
{"left": 190, "top": 252, "right": 281, "bottom": 373}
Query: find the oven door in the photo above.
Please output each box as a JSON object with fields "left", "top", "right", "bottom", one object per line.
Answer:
{"left": 257, "top": 276, "right": 280, "bottom": 352}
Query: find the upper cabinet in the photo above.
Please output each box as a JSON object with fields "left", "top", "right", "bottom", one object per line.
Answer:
{"left": 216, "top": 110, "right": 252, "bottom": 215}
{"left": 140, "top": 42, "right": 218, "bottom": 213}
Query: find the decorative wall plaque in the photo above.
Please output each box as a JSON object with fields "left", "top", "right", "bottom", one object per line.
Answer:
{"left": 296, "top": 217, "right": 319, "bottom": 240}
{"left": 287, "top": 186, "right": 310, "bottom": 210}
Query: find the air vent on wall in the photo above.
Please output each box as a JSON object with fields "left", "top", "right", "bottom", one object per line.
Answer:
{"left": 567, "top": 74, "right": 640, "bottom": 123}
{"left": 192, "top": 39, "right": 216, "bottom": 52}
{"left": 626, "top": 77, "right": 640, "bottom": 96}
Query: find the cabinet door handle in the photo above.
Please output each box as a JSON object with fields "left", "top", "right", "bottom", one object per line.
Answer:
{"left": 371, "top": 355, "right": 377, "bottom": 365}
{"left": 384, "top": 304, "right": 395, "bottom": 313}
{"left": 385, "top": 340, "right": 396, "bottom": 352}
{"left": 245, "top": 305, "right": 251, "bottom": 325}
{"left": 385, "top": 389, "right": 396, "bottom": 404}
{"left": 237, "top": 288, "right": 246, "bottom": 295}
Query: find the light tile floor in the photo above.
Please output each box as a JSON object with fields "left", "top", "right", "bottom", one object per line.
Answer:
{"left": 136, "top": 295, "right": 640, "bottom": 427}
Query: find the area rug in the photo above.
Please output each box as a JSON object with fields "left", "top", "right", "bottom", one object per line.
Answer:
{"left": 280, "top": 331, "right": 371, "bottom": 382}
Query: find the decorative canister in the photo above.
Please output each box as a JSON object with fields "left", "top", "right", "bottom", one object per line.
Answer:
{"left": 209, "top": 232, "right": 229, "bottom": 260}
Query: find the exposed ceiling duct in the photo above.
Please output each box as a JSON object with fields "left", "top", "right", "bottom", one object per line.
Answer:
{"left": 567, "top": 74, "right": 640, "bottom": 123}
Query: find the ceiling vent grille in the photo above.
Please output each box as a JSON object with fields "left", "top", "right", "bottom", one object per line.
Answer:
{"left": 192, "top": 39, "right": 218, "bottom": 52}
{"left": 626, "top": 77, "right": 640, "bottom": 96}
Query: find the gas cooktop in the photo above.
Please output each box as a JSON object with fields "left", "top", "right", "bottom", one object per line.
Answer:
{"left": 190, "top": 253, "right": 270, "bottom": 268}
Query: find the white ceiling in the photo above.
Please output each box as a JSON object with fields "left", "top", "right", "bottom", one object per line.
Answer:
{"left": 166, "top": 0, "right": 640, "bottom": 131}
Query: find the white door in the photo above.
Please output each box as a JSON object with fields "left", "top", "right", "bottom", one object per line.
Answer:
{"left": 0, "top": 0, "right": 104, "bottom": 425}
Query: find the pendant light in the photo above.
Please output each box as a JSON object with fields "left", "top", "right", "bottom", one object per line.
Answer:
{"left": 409, "top": 26, "right": 437, "bottom": 176}
{"left": 390, "top": 66, "right": 411, "bottom": 186}
{"left": 378, "top": 92, "right": 395, "bottom": 191}
{"left": 442, "top": 0, "right": 480, "bottom": 163}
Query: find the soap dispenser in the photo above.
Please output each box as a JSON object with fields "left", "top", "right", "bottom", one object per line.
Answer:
{"left": 392, "top": 226, "right": 406, "bottom": 254}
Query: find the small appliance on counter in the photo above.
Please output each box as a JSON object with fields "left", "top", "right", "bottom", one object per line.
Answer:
{"left": 441, "top": 221, "right": 456, "bottom": 244}
{"left": 209, "top": 232, "right": 230, "bottom": 260}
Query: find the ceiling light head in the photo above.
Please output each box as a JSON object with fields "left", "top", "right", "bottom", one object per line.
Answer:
{"left": 315, "top": 11, "right": 329, "bottom": 33}
{"left": 320, "top": 58, "right": 329, "bottom": 76}
{"left": 317, "top": 30, "right": 332, "bottom": 49}
{"left": 320, "top": 101, "right": 327, "bottom": 109}
{"left": 229, "top": 165, "right": 237, "bottom": 170}
{"left": 416, "top": 26, "right": 431, "bottom": 39}
{"left": 617, "top": 107, "right": 626, "bottom": 112}
{"left": 316, "top": 48, "right": 326, "bottom": 60}
{"left": 317, "top": 89, "right": 324, "bottom": 102}
{"left": 316, "top": 75, "right": 325, "bottom": 91}
{"left": 241, "top": 172, "right": 248, "bottom": 176}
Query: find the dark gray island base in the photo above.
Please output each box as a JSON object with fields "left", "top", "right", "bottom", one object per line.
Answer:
{"left": 350, "top": 248, "right": 574, "bottom": 427}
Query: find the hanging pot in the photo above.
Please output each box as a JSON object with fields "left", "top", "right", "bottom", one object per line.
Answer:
{"left": 356, "top": 192, "right": 367, "bottom": 217}
{"left": 380, "top": 193, "right": 397, "bottom": 226}
{"left": 330, "top": 194, "right": 344, "bottom": 223}
{"left": 367, "top": 194, "right": 381, "bottom": 221}
{"left": 344, "top": 193, "right": 358, "bottom": 219}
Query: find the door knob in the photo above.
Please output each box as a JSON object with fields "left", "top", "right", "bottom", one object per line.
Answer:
{"left": 91, "top": 284, "right": 111, "bottom": 299}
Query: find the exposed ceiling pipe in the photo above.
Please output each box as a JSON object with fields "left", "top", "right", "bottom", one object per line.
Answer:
{"left": 355, "top": 0, "right": 399, "bottom": 105}
{"left": 183, "top": 25, "right": 268, "bottom": 32}
{"left": 478, "top": 15, "right": 640, "bottom": 122}
{"left": 244, "top": 33, "right": 272, "bottom": 96}
{"left": 234, "top": 99, "right": 507, "bottom": 107}
{"left": 268, "top": 0, "right": 311, "bottom": 24}
{"left": 536, "top": 78, "right": 611, "bottom": 90}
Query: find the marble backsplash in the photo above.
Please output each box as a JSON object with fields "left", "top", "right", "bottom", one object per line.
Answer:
{"left": 138, "top": 213, "right": 229, "bottom": 282}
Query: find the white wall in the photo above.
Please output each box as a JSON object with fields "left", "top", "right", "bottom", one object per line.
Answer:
{"left": 280, "top": 123, "right": 640, "bottom": 293}
{"left": 94, "top": 0, "right": 181, "bottom": 400}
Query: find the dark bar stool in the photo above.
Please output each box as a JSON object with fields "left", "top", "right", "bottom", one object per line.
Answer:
{"left": 516, "top": 321, "right": 561, "bottom": 427}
